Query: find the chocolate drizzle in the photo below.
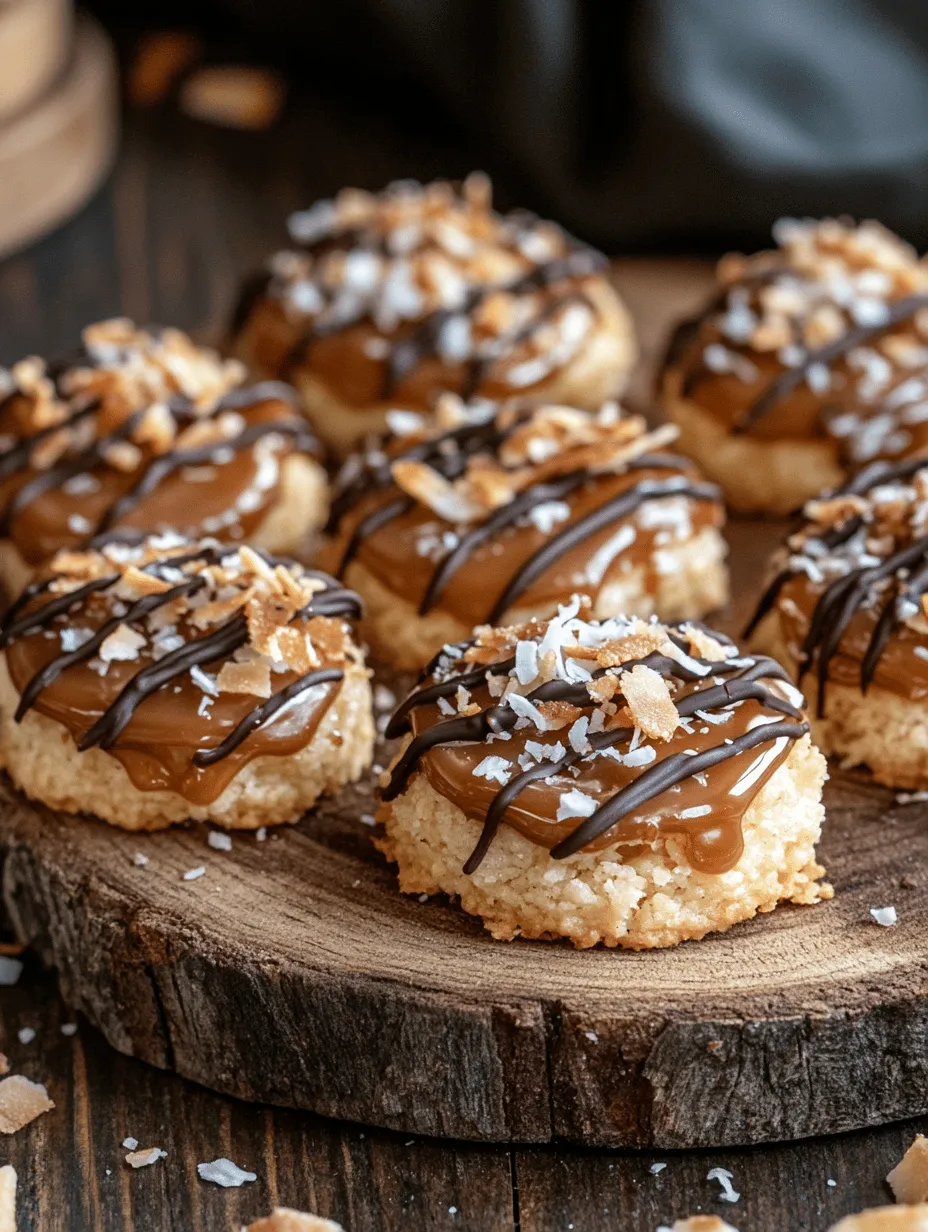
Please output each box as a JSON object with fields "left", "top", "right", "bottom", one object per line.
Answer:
{"left": 232, "top": 176, "right": 611, "bottom": 401}
{"left": 0, "top": 544, "right": 362, "bottom": 769}
{"left": 745, "top": 455, "right": 928, "bottom": 715}
{"left": 0, "top": 331, "right": 319, "bottom": 553}
{"left": 733, "top": 294, "right": 928, "bottom": 433}
{"left": 384, "top": 633, "right": 806, "bottom": 872}
{"left": 326, "top": 406, "right": 721, "bottom": 624}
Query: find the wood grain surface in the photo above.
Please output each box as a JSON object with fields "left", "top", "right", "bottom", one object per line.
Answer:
{"left": 0, "top": 86, "right": 925, "bottom": 1229}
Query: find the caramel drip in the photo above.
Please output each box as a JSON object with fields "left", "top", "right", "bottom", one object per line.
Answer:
{"left": 384, "top": 644, "right": 805, "bottom": 873}
{"left": 1, "top": 547, "right": 362, "bottom": 802}
{"left": 745, "top": 455, "right": 928, "bottom": 715}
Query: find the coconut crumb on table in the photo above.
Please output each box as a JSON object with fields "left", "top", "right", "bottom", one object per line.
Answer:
{"left": 0, "top": 958, "right": 22, "bottom": 987}
{"left": 706, "top": 1168, "right": 740, "bottom": 1204}
{"left": 871, "top": 905, "right": 898, "bottom": 927}
{"left": 125, "top": 1147, "right": 167, "bottom": 1169}
{"left": 197, "top": 1158, "right": 257, "bottom": 1187}
{"left": 0, "top": 1075, "right": 54, "bottom": 1133}
{"left": 889, "top": 1135, "right": 928, "bottom": 1203}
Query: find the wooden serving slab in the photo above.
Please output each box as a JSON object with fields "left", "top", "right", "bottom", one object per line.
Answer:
{"left": 0, "top": 16, "right": 117, "bottom": 259}
{"left": 0, "top": 520, "right": 926, "bottom": 1150}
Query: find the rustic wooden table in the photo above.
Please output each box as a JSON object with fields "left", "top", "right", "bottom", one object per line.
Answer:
{"left": 0, "top": 91, "right": 923, "bottom": 1232}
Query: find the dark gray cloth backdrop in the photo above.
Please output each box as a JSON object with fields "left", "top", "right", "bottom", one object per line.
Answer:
{"left": 112, "top": 0, "right": 928, "bottom": 250}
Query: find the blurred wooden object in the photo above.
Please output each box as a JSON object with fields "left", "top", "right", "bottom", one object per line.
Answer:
{"left": 0, "top": 16, "right": 117, "bottom": 259}
{"left": 0, "top": 0, "right": 71, "bottom": 122}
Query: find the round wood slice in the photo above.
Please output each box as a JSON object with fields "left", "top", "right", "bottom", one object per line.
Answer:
{"left": 1, "top": 519, "right": 927, "bottom": 1150}
{"left": 0, "top": 0, "right": 71, "bottom": 124}
{"left": 0, "top": 16, "right": 117, "bottom": 260}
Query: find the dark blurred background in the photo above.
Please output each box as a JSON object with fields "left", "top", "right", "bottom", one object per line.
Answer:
{"left": 86, "top": 0, "right": 928, "bottom": 252}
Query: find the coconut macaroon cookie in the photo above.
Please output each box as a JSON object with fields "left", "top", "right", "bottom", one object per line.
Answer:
{"left": 0, "top": 318, "right": 327, "bottom": 593}
{"left": 0, "top": 534, "right": 373, "bottom": 830}
{"left": 231, "top": 174, "right": 636, "bottom": 455}
{"left": 379, "top": 602, "right": 828, "bottom": 949}
{"left": 319, "top": 396, "right": 728, "bottom": 671}
{"left": 748, "top": 456, "right": 928, "bottom": 789}
{"left": 661, "top": 217, "right": 928, "bottom": 514}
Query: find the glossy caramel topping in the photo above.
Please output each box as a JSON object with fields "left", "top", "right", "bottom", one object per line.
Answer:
{"left": 666, "top": 218, "right": 928, "bottom": 461}
{"left": 383, "top": 605, "right": 807, "bottom": 874}
{"left": 232, "top": 174, "right": 612, "bottom": 409}
{"left": 1, "top": 536, "right": 362, "bottom": 804}
{"left": 0, "top": 319, "right": 319, "bottom": 564}
{"left": 321, "top": 397, "right": 723, "bottom": 626}
{"left": 747, "top": 456, "right": 928, "bottom": 713}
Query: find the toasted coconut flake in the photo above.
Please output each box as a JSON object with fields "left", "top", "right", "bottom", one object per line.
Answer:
{"left": 593, "top": 627, "right": 668, "bottom": 669}
{"left": 125, "top": 1147, "right": 167, "bottom": 1169}
{"left": 245, "top": 1209, "right": 345, "bottom": 1232}
{"left": 391, "top": 459, "right": 484, "bottom": 523}
{"left": 100, "top": 624, "right": 147, "bottom": 663}
{"left": 122, "top": 566, "right": 176, "bottom": 595}
{"left": 216, "top": 658, "right": 273, "bottom": 698}
{"left": 0, "top": 1075, "right": 54, "bottom": 1133}
{"left": 619, "top": 664, "right": 679, "bottom": 741}
{"left": 889, "top": 1135, "right": 928, "bottom": 1203}
{"left": 682, "top": 624, "right": 732, "bottom": 663}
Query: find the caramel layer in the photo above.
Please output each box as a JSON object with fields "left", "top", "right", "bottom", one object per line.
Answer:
{"left": 323, "top": 466, "right": 721, "bottom": 628}
{"left": 0, "top": 398, "right": 299, "bottom": 564}
{"left": 5, "top": 602, "right": 342, "bottom": 804}
{"left": 408, "top": 682, "right": 792, "bottom": 874}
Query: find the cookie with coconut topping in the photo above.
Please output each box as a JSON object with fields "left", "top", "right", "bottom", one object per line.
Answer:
{"left": 378, "top": 601, "right": 828, "bottom": 949}
{"left": 660, "top": 218, "right": 928, "bottom": 514}
{"left": 0, "top": 534, "right": 373, "bottom": 830}
{"left": 230, "top": 174, "right": 636, "bottom": 455}
{"left": 0, "top": 319, "right": 328, "bottom": 593}
{"left": 748, "top": 455, "right": 928, "bottom": 788}
{"left": 318, "top": 395, "right": 728, "bottom": 671}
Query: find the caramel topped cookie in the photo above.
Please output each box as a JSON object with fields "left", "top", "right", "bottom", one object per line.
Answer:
{"left": 0, "top": 533, "right": 373, "bottom": 829}
{"left": 0, "top": 319, "right": 327, "bottom": 590}
{"left": 661, "top": 218, "right": 928, "bottom": 513}
{"left": 378, "top": 603, "right": 828, "bottom": 948}
{"left": 749, "top": 455, "right": 928, "bottom": 787}
{"left": 318, "top": 395, "right": 728, "bottom": 670}
{"left": 231, "top": 175, "right": 636, "bottom": 454}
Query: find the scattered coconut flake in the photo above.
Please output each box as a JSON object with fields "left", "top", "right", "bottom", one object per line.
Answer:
{"left": 207, "top": 831, "right": 232, "bottom": 852}
{"left": 473, "top": 756, "right": 511, "bottom": 785}
{"left": 16, "top": 1028, "right": 34, "bottom": 1046}
{"left": 60, "top": 627, "right": 94, "bottom": 653}
{"left": 197, "top": 1158, "right": 257, "bottom": 1188}
{"left": 680, "top": 804, "right": 712, "bottom": 819}
{"left": 870, "top": 905, "right": 897, "bottom": 927}
{"left": 888, "top": 1133, "right": 928, "bottom": 1202}
{"left": 707, "top": 1167, "right": 740, "bottom": 1204}
{"left": 0, "top": 958, "right": 23, "bottom": 986}
{"left": 256, "top": 827, "right": 267, "bottom": 842}
{"left": 133, "top": 852, "right": 149, "bottom": 867}
{"left": 190, "top": 665, "right": 219, "bottom": 696}
{"left": 650, "top": 1162, "right": 667, "bottom": 1175}
{"left": 60, "top": 1023, "right": 78, "bottom": 1037}
{"left": 896, "top": 791, "right": 928, "bottom": 805}
{"left": 515, "top": 639, "right": 539, "bottom": 686}
{"left": 556, "top": 788, "right": 598, "bottom": 822}
{"left": 359, "top": 813, "right": 377, "bottom": 827}
{"left": 568, "top": 716, "right": 590, "bottom": 755}
{"left": 125, "top": 1147, "right": 167, "bottom": 1169}
{"left": 526, "top": 500, "right": 571, "bottom": 535}
{"left": 122, "top": 1136, "right": 138, "bottom": 1151}
{"left": 0, "top": 1075, "right": 54, "bottom": 1133}
{"left": 183, "top": 866, "right": 206, "bottom": 882}
{"left": 622, "top": 745, "right": 657, "bottom": 768}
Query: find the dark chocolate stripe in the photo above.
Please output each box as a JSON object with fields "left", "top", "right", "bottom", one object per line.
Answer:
{"left": 0, "top": 574, "right": 119, "bottom": 647}
{"left": 193, "top": 667, "right": 344, "bottom": 767}
{"left": 550, "top": 720, "right": 807, "bottom": 858}
{"left": 485, "top": 477, "right": 721, "bottom": 624}
{"left": 734, "top": 293, "right": 928, "bottom": 432}
{"left": 14, "top": 575, "right": 207, "bottom": 721}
